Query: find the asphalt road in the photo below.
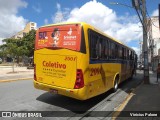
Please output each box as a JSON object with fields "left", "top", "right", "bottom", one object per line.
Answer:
{"left": 0, "top": 72, "right": 143, "bottom": 120}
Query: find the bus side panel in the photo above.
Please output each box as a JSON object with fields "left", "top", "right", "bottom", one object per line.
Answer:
{"left": 108, "top": 63, "right": 121, "bottom": 88}
{"left": 120, "top": 62, "right": 126, "bottom": 82}
{"left": 86, "top": 64, "right": 106, "bottom": 98}
{"left": 121, "top": 61, "right": 134, "bottom": 82}
{"left": 85, "top": 62, "right": 121, "bottom": 99}
{"left": 82, "top": 25, "right": 118, "bottom": 99}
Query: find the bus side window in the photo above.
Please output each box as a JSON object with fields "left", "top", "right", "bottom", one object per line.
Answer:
{"left": 112, "top": 43, "right": 115, "bottom": 59}
{"left": 132, "top": 51, "right": 134, "bottom": 60}
{"left": 125, "top": 48, "right": 127, "bottom": 60}
{"left": 129, "top": 50, "right": 132, "bottom": 60}
{"left": 119, "top": 46, "right": 122, "bottom": 59}
{"left": 108, "top": 40, "right": 111, "bottom": 59}
{"left": 101, "top": 38, "right": 106, "bottom": 59}
{"left": 110, "top": 42, "right": 112, "bottom": 59}
{"left": 105, "top": 39, "right": 108, "bottom": 59}
{"left": 111, "top": 42, "right": 115, "bottom": 59}
{"left": 122, "top": 47, "right": 125, "bottom": 60}
{"left": 115, "top": 44, "right": 119, "bottom": 59}
{"left": 131, "top": 51, "right": 133, "bottom": 60}
{"left": 127, "top": 49, "right": 129, "bottom": 60}
{"left": 95, "top": 37, "right": 102, "bottom": 59}
{"left": 125, "top": 49, "right": 127, "bottom": 60}
{"left": 89, "top": 31, "right": 98, "bottom": 59}
{"left": 113, "top": 43, "right": 116, "bottom": 59}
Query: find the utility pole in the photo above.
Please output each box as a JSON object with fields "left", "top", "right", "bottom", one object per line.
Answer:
{"left": 110, "top": 0, "right": 150, "bottom": 83}
{"left": 142, "top": 0, "right": 149, "bottom": 84}
{"left": 139, "top": 40, "right": 142, "bottom": 64}
{"left": 159, "top": 4, "right": 160, "bottom": 31}
{"left": 132, "top": 0, "right": 150, "bottom": 84}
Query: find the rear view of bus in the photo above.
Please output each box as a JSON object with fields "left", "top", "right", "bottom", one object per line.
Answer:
{"left": 34, "top": 23, "right": 87, "bottom": 100}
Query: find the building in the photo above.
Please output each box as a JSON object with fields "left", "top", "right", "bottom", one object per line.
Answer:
{"left": 12, "top": 22, "right": 37, "bottom": 39}
{"left": 148, "top": 16, "right": 160, "bottom": 71}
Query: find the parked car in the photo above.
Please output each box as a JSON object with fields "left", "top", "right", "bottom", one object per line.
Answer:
{"left": 137, "top": 64, "right": 144, "bottom": 70}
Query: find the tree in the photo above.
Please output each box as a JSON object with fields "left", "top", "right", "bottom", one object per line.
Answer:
{"left": 0, "top": 38, "right": 20, "bottom": 72}
{"left": 0, "top": 29, "right": 36, "bottom": 72}
{"left": 22, "top": 29, "right": 36, "bottom": 57}
{"left": 0, "top": 44, "right": 8, "bottom": 62}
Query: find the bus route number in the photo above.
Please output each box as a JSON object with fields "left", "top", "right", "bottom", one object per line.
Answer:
{"left": 90, "top": 68, "right": 102, "bottom": 76}
{"left": 64, "top": 56, "right": 77, "bottom": 61}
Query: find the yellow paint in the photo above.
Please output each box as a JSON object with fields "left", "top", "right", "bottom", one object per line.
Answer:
{"left": 34, "top": 22, "right": 135, "bottom": 100}
{"left": 0, "top": 78, "right": 32, "bottom": 83}
{"left": 112, "top": 93, "right": 135, "bottom": 119}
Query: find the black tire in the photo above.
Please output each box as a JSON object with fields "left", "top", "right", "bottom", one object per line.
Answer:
{"left": 113, "top": 78, "right": 118, "bottom": 92}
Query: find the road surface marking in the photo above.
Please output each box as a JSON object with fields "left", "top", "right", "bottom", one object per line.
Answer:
{"left": 112, "top": 92, "right": 135, "bottom": 119}
{"left": 0, "top": 78, "right": 33, "bottom": 83}
{"left": 112, "top": 81, "right": 143, "bottom": 119}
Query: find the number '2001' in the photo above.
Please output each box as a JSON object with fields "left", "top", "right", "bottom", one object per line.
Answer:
{"left": 65, "top": 57, "right": 77, "bottom": 61}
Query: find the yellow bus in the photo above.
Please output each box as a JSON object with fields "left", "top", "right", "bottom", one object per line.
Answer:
{"left": 34, "top": 22, "right": 137, "bottom": 100}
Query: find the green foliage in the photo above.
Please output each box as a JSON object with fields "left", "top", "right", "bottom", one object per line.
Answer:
{"left": 0, "top": 44, "right": 8, "bottom": 58}
{"left": 23, "top": 29, "right": 36, "bottom": 56}
{"left": 0, "top": 29, "right": 36, "bottom": 62}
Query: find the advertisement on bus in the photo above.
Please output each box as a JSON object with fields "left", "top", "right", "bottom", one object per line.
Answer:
{"left": 35, "top": 24, "right": 82, "bottom": 51}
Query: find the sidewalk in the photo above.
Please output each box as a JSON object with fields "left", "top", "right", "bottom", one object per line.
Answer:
{"left": 0, "top": 65, "right": 33, "bottom": 82}
{"left": 117, "top": 70, "right": 160, "bottom": 118}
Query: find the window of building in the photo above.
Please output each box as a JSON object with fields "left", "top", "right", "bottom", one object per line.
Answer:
{"left": 23, "top": 32, "right": 26, "bottom": 36}
{"left": 31, "top": 23, "right": 35, "bottom": 26}
{"left": 31, "top": 27, "right": 35, "bottom": 30}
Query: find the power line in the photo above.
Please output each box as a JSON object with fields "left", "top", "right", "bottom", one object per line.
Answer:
{"left": 110, "top": 1, "right": 144, "bottom": 27}
{"left": 124, "top": 0, "right": 134, "bottom": 14}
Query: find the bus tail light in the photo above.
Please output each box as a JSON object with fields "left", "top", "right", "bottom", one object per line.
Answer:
{"left": 34, "top": 64, "right": 37, "bottom": 81}
{"left": 74, "top": 69, "right": 84, "bottom": 89}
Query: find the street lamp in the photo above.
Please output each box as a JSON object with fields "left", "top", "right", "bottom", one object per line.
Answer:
{"left": 110, "top": 2, "right": 134, "bottom": 8}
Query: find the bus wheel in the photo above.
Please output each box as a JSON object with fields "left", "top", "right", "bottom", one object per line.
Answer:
{"left": 113, "top": 77, "right": 118, "bottom": 92}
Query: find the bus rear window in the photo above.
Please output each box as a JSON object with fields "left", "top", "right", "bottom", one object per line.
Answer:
{"left": 35, "top": 24, "right": 82, "bottom": 51}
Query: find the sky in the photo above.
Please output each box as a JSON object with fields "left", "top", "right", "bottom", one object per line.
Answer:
{"left": 0, "top": 0, "right": 159, "bottom": 54}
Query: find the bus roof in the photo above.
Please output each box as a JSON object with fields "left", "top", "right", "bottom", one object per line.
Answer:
{"left": 41, "top": 22, "right": 135, "bottom": 52}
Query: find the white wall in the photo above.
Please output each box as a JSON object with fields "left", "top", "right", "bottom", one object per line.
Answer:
{"left": 151, "top": 17, "right": 160, "bottom": 56}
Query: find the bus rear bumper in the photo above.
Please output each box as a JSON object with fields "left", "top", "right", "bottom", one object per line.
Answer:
{"left": 34, "top": 80, "right": 88, "bottom": 100}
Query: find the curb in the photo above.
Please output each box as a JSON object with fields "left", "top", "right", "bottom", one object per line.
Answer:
{"left": 0, "top": 78, "right": 33, "bottom": 83}
{"left": 112, "top": 76, "right": 144, "bottom": 119}
{"left": 112, "top": 92, "right": 135, "bottom": 119}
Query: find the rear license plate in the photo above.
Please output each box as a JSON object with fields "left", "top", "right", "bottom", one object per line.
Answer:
{"left": 50, "top": 89, "right": 58, "bottom": 94}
